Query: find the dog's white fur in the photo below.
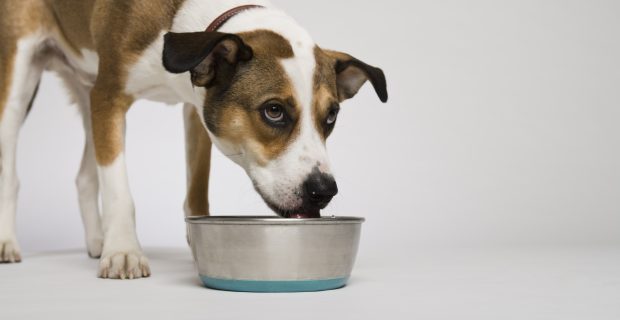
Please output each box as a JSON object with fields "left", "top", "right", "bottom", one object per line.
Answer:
{"left": 0, "top": 0, "right": 333, "bottom": 276}
{"left": 0, "top": 33, "right": 46, "bottom": 262}
{"left": 249, "top": 43, "right": 332, "bottom": 210}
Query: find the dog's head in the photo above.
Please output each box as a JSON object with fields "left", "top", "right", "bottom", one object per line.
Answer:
{"left": 163, "top": 30, "right": 387, "bottom": 217}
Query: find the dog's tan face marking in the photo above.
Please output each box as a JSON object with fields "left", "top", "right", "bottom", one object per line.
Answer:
{"left": 312, "top": 47, "right": 341, "bottom": 140}
{"left": 312, "top": 85, "right": 339, "bottom": 140}
{"left": 203, "top": 30, "right": 302, "bottom": 167}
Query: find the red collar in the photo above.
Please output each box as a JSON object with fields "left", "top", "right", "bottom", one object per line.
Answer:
{"left": 206, "top": 5, "right": 265, "bottom": 32}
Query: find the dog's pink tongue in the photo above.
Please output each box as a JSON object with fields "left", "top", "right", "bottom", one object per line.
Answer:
{"left": 289, "top": 210, "right": 321, "bottom": 219}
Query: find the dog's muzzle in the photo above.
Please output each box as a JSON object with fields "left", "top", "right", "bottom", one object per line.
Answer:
{"left": 262, "top": 167, "right": 338, "bottom": 219}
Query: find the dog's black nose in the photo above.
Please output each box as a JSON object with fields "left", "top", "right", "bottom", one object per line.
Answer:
{"left": 303, "top": 171, "right": 338, "bottom": 209}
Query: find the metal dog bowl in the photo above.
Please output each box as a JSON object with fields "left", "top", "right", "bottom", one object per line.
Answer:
{"left": 186, "top": 216, "right": 364, "bottom": 292}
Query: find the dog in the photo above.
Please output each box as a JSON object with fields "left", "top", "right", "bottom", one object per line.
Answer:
{"left": 0, "top": 0, "right": 387, "bottom": 279}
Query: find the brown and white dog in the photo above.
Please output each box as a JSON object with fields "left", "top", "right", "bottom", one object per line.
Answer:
{"left": 0, "top": 0, "right": 387, "bottom": 278}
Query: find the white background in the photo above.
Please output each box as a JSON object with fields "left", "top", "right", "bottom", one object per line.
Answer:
{"left": 4, "top": 1, "right": 620, "bottom": 319}
{"left": 14, "top": 0, "right": 620, "bottom": 255}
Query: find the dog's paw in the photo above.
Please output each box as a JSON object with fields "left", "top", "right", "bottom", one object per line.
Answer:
{"left": 98, "top": 251, "right": 150, "bottom": 279}
{"left": 86, "top": 236, "right": 103, "bottom": 259}
{"left": 0, "top": 238, "right": 22, "bottom": 263}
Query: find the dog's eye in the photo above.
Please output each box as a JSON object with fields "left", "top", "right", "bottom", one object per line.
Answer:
{"left": 263, "top": 103, "right": 285, "bottom": 123}
{"left": 326, "top": 106, "right": 339, "bottom": 125}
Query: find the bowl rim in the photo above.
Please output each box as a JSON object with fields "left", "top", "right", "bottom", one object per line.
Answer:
{"left": 185, "top": 215, "right": 365, "bottom": 225}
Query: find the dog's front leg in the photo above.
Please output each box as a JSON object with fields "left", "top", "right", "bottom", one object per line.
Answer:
{"left": 183, "top": 104, "right": 212, "bottom": 218}
{"left": 90, "top": 87, "right": 149, "bottom": 279}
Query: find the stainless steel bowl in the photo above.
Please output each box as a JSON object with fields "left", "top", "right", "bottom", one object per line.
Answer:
{"left": 186, "top": 216, "right": 364, "bottom": 292}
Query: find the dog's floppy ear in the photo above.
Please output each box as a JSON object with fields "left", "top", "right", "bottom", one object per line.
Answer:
{"left": 163, "top": 31, "right": 253, "bottom": 88}
{"left": 324, "top": 50, "right": 388, "bottom": 103}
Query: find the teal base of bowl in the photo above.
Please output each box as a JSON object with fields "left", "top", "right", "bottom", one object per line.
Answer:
{"left": 200, "top": 275, "right": 349, "bottom": 292}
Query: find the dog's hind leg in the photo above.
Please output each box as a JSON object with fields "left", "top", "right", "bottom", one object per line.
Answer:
{"left": 0, "top": 34, "right": 45, "bottom": 263}
{"left": 57, "top": 72, "right": 104, "bottom": 258}
{"left": 75, "top": 91, "right": 104, "bottom": 259}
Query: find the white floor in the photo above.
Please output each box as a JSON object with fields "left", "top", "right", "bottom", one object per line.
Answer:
{"left": 1, "top": 246, "right": 619, "bottom": 319}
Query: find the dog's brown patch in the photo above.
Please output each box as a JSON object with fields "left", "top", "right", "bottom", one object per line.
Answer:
{"left": 91, "top": 0, "right": 187, "bottom": 60}
{"left": 90, "top": 90, "right": 134, "bottom": 165}
{"left": 87, "top": 0, "right": 187, "bottom": 165}
{"left": 47, "top": 0, "right": 97, "bottom": 52}
{"left": 0, "top": 1, "right": 54, "bottom": 37}
{"left": 311, "top": 46, "right": 389, "bottom": 139}
{"left": 0, "top": 0, "right": 54, "bottom": 122}
{"left": 312, "top": 47, "right": 340, "bottom": 140}
{"left": 204, "top": 30, "right": 301, "bottom": 166}
{"left": 239, "top": 30, "right": 295, "bottom": 58}
{"left": 0, "top": 45, "right": 16, "bottom": 124}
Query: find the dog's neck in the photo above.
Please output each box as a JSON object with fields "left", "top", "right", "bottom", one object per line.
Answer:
{"left": 205, "top": 4, "right": 266, "bottom": 32}
{"left": 171, "top": 0, "right": 313, "bottom": 44}
{"left": 172, "top": 0, "right": 272, "bottom": 33}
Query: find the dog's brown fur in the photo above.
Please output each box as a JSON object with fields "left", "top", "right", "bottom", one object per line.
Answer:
{"left": 184, "top": 107, "right": 213, "bottom": 216}
{"left": 0, "top": 0, "right": 51, "bottom": 122}
{"left": 89, "top": 0, "right": 187, "bottom": 165}
{"left": 313, "top": 47, "right": 341, "bottom": 140}
{"left": 46, "top": 0, "right": 97, "bottom": 51}
{"left": 0, "top": 46, "right": 15, "bottom": 124}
